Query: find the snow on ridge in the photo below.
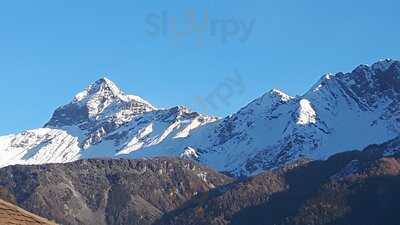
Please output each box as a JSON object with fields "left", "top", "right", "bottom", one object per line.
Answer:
{"left": 371, "top": 58, "right": 397, "bottom": 72}
{"left": 309, "top": 73, "right": 334, "bottom": 93}
{"left": 126, "top": 94, "right": 156, "bottom": 110}
{"left": 74, "top": 77, "right": 122, "bottom": 102}
{"left": 268, "top": 89, "right": 293, "bottom": 101}
{"left": 73, "top": 77, "right": 156, "bottom": 113}
{"left": 307, "top": 59, "right": 399, "bottom": 94}
{"left": 236, "top": 88, "right": 293, "bottom": 115}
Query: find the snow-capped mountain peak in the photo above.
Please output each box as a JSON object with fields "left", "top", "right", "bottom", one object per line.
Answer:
{"left": 74, "top": 77, "right": 123, "bottom": 102}
{"left": 0, "top": 60, "right": 399, "bottom": 177}
{"left": 239, "top": 88, "right": 293, "bottom": 114}
{"left": 45, "top": 78, "right": 155, "bottom": 127}
{"left": 73, "top": 77, "right": 155, "bottom": 108}
{"left": 0, "top": 77, "right": 217, "bottom": 169}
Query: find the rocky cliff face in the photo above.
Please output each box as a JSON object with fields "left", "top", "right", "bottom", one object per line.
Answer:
{"left": 0, "top": 158, "right": 232, "bottom": 225}
{"left": 0, "top": 59, "right": 399, "bottom": 177}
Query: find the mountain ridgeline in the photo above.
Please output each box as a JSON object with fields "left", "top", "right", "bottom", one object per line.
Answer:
{"left": 0, "top": 59, "right": 399, "bottom": 176}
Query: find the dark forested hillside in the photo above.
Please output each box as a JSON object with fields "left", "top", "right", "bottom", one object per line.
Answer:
{"left": 0, "top": 158, "right": 233, "bottom": 225}
{"left": 157, "top": 137, "right": 400, "bottom": 225}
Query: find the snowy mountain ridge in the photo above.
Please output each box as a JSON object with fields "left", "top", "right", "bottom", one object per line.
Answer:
{"left": 0, "top": 77, "right": 218, "bottom": 168}
{"left": 190, "top": 58, "right": 400, "bottom": 176}
{"left": 1, "top": 59, "right": 399, "bottom": 176}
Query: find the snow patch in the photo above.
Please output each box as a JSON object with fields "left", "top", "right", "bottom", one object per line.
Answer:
{"left": 296, "top": 99, "right": 317, "bottom": 125}
{"left": 180, "top": 147, "right": 199, "bottom": 160}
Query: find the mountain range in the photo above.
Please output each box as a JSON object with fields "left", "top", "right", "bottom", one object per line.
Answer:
{"left": 0, "top": 59, "right": 399, "bottom": 176}
{"left": 0, "top": 137, "right": 399, "bottom": 225}
{"left": 156, "top": 137, "right": 400, "bottom": 225}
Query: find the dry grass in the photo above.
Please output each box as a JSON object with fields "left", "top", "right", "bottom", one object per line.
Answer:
{"left": 0, "top": 199, "right": 57, "bottom": 225}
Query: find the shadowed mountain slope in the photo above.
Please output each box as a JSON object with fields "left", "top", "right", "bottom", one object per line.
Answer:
{"left": 156, "top": 137, "right": 400, "bottom": 225}
{"left": 0, "top": 158, "right": 232, "bottom": 225}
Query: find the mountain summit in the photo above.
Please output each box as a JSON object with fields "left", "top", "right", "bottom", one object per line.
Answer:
{"left": 46, "top": 78, "right": 155, "bottom": 128}
{"left": 0, "top": 60, "right": 399, "bottom": 176}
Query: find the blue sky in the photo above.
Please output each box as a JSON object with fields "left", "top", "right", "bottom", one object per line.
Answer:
{"left": 0, "top": 0, "right": 399, "bottom": 135}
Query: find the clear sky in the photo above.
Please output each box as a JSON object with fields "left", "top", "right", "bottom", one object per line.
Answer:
{"left": 0, "top": 0, "right": 399, "bottom": 135}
